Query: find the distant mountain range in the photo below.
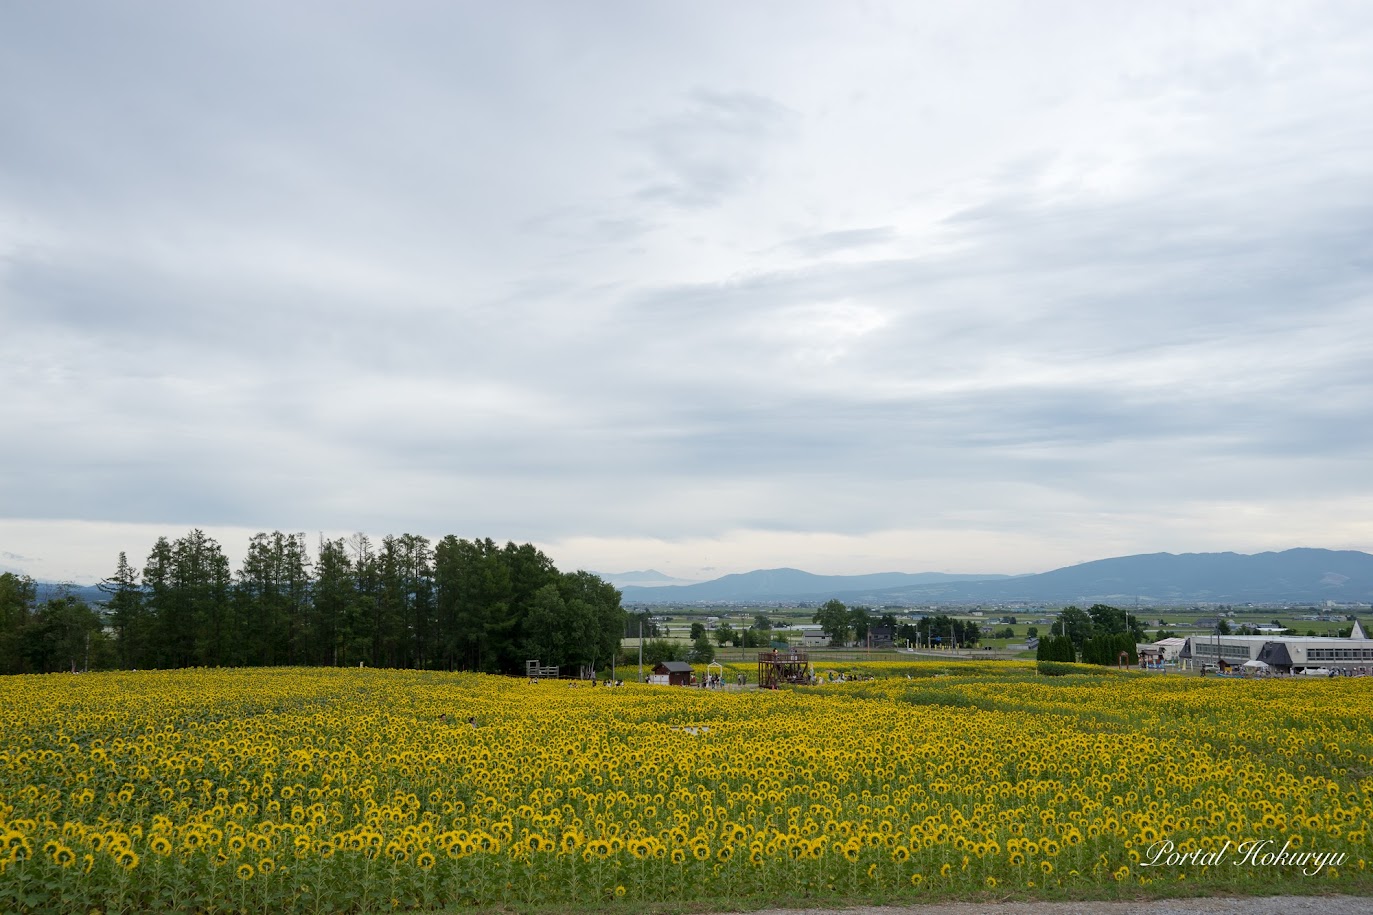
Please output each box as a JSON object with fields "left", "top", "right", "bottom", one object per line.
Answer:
{"left": 33, "top": 582, "right": 107, "bottom": 605}
{"left": 619, "top": 549, "right": 1373, "bottom": 605}
{"left": 593, "top": 569, "right": 701, "bottom": 588}
{"left": 16, "top": 548, "right": 1373, "bottom": 608}
{"left": 620, "top": 568, "right": 1010, "bottom": 603}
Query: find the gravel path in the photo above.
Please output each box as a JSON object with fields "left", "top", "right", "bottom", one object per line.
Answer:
{"left": 716, "top": 896, "right": 1369, "bottom": 915}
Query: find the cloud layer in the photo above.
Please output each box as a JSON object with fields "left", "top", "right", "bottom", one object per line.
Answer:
{"left": 3, "top": 1, "right": 1372, "bottom": 582}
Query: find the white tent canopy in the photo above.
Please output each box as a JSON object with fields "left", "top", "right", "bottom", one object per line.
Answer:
{"left": 1242, "top": 659, "right": 1269, "bottom": 669}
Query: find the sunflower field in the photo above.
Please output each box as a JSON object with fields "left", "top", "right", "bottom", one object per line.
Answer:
{"left": 1, "top": 664, "right": 1370, "bottom": 912}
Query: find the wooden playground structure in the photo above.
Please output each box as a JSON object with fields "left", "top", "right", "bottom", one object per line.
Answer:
{"left": 757, "top": 648, "right": 811, "bottom": 689}
{"left": 525, "top": 659, "right": 559, "bottom": 680}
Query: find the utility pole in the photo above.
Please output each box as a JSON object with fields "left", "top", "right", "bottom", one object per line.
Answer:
{"left": 638, "top": 617, "right": 644, "bottom": 683}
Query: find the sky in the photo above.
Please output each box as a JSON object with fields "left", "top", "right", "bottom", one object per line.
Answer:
{"left": 3, "top": 1, "right": 1373, "bottom": 585}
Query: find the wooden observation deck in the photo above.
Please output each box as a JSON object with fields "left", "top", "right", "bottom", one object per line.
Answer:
{"left": 757, "top": 649, "right": 811, "bottom": 689}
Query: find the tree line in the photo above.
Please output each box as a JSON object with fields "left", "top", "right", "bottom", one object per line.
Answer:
{"left": 0, "top": 574, "right": 101, "bottom": 676}
{"left": 1036, "top": 603, "right": 1141, "bottom": 665}
{"left": 0, "top": 531, "right": 625, "bottom": 677}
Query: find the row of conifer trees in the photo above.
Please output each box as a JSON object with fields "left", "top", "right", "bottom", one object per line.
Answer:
{"left": 0, "top": 531, "right": 625, "bottom": 676}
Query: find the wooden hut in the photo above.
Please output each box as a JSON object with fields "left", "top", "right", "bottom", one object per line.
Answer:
{"left": 650, "top": 660, "right": 694, "bottom": 686}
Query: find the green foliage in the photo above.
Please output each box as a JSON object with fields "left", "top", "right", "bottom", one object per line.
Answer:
{"left": 813, "top": 599, "right": 852, "bottom": 646}
{"left": 521, "top": 584, "right": 571, "bottom": 671}
{"left": 910, "top": 614, "right": 980, "bottom": 648}
{"left": 557, "top": 569, "right": 624, "bottom": 674}
{"left": 99, "top": 553, "right": 149, "bottom": 669}
{"left": 1051, "top": 605, "right": 1093, "bottom": 649}
{"left": 624, "top": 610, "right": 658, "bottom": 639}
{"left": 0, "top": 532, "right": 624, "bottom": 678}
{"left": 0, "top": 572, "right": 37, "bottom": 674}
{"left": 313, "top": 537, "right": 354, "bottom": 666}
{"left": 1079, "top": 631, "right": 1139, "bottom": 666}
{"left": 848, "top": 605, "right": 873, "bottom": 642}
{"left": 1035, "top": 634, "right": 1076, "bottom": 663}
{"left": 21, "top": 595, "right": 107, "bottom": 673}
{"left": 714, "top": 622, "right": 738, "bottom": 647}
{"left": 1036, "top": 660, "right": 1121, "bottom": 676}
{"left": 1087, "top": 603, "right": 1146, "bottom": 642}
{"left": 143, "top": 531, "right": 232, "bottom": 669}
{"left": 689, "top": 622, "right": 706, "bottom": 640}
{"left": 235, "top": 531, "right": 313, "bottom": 667}
{"left": 641, "top": 638, "right": 682, "bottom": 665}
{"left": 431, "top": 538, "right": 622, "bottom": 675}
{"left": 688, "top": 634, "right": 716, "bottom": 664}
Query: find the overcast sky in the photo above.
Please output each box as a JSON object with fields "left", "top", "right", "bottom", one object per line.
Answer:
{"left": 4, "top": 1, "right": 1373, "bottom": 585}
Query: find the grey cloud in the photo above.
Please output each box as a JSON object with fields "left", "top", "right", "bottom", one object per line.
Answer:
{"left": 785, "top": 226, "right": 897, "bottom": 258}
{"left": 519, "top": 207, "right": 656, "bottom": 246}
{"left": 631, "top": 89, "right": 798, "bottom": 208}
{"left": 4, "top": 1, "right": 1373, "bottom": 570}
